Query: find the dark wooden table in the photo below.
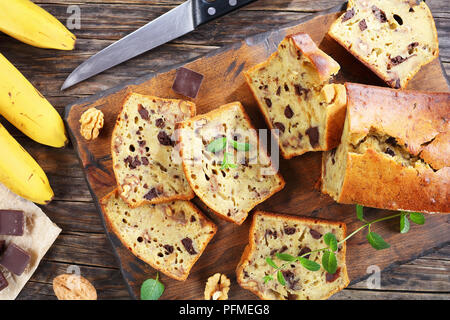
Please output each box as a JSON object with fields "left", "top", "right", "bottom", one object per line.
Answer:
{"left": 0, "top": 0, "right": 448, "bottom": 300}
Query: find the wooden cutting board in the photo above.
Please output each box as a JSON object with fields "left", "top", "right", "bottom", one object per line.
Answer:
{"left": 64, "top": 3, "right": 450, "bottom": 300}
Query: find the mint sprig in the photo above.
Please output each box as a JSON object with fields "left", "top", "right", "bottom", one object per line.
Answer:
{"left": 206, "top": 136, "right": 251, "bottom": 170}
{"left": 140, "top": 273, "right": 164, "bottom": 300}
{"left": 264, "top": 206, "right": 426, "bottom": 286}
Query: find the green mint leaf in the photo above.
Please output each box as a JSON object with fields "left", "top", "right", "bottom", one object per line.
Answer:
{"left": 324, "top": 233, "right": 338, "bottom": 252}
{"left": 298, "top": 257, "right": 320, "bottom": 272}
{"left": 400, "top": 213, "right": 410, "bottom": 234}
{"left": 207, "top": 137, "right": 227, "bottom": 153}
{"left": 263, "top": 275, "right": 273, "bottom": 284}
{"left": 321, "top": 251, "right": 337, "bottom": 274}
{"left": 266, "top": 257, "right": 278, "bottom": 269}
{"left": 275, "top": 252, "right": 296, "bottom": 262}
{"left": 356, "top": 204, "right": 365, "bottom": 222}
{"left": 231, "top": 140, "right": 250, "bottom": 151}
{"left": 409, "top": 212, "right": 425, "bottom": 225}
{"left": 277, "top": 270, "right": 286, "bottom": 286}
{"left": 140, "top": 273, "right": 164, "bottom": 300}
{"left": 367, "top": 231, "right": 390, "bottom": 250}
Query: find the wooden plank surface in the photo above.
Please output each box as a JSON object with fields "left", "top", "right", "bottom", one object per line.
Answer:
{"left": 0, "top": 0, "right": 446, "bottom": 300}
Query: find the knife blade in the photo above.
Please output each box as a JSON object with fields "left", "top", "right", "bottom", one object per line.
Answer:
{"left": 61, "top": 0, "right": 256, "bottom": 90}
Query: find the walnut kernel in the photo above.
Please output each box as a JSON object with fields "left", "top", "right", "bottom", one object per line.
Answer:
{"left": 53, "top": 274, "right": 97, "bottom": 300}
{"left": 80, "top": 107, "right": 104, "bottom": 140}
{"left": 204, "top": 273, "right": 230, "bottom": 300}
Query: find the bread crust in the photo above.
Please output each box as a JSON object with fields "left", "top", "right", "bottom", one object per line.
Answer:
{"left": 100, "top": 189, "right": 217, "bottom": 281}
{"left": 236, "top": 211, "right": 350, "bottom": 300}
{"left": 244, "top": 32, "right": 344, "bottom": 159}
{"left": 176, "top": 102, "right": 285, "bottom": 225}
{"left": 326, "top": 83, "right": 449, "bottom": 213}
{"left": 111, "top": 92, "right": 196, "bottom": 208}
{"left": 328, "top": 0, "right": 439, "bottom": 89}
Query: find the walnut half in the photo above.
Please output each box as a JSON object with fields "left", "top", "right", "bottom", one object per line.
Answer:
{"left": 79, "top": 107, "right": 104, "bottom": 140}
{"left": 53, "top": 274, "right": 97, "bottom": 300}
{"left": 204, "top": 273, "right": 230, "bottom": 300}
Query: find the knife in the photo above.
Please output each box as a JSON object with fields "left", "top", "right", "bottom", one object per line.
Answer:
{"left": 61, "top": 0, "right": 256, "bottom": 90}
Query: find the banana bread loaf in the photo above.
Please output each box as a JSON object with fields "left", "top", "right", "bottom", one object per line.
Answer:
{"left": 236, "top": 211, "right": 349, "bottom": 300}
{"left": 176, "top": 102, "right": 285, "bottom": 225}
{"left": 101, "top": 189, "right": 217, "bottom": 281}
{"left": 111, "top": 93, "right": 195, "bottom": 208}
{"left": 328, "top": 0, "right": 439, "bottom": 89}
{"left": 245, "top": 32, "right": 347, "bottom": 159}
{"left": 322, "top": 83, "right": 449, "bottom": 213}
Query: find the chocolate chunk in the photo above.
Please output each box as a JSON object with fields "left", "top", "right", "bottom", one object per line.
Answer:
{"left": 306, "top": 126, "right": 319, "bottom": 148}
{"left": 326, "top": 268, "right": 341, "bottom": 283}
{"left": 279, "top": 245, "right": 288, "bottom": 253}
{"left": 137, "top": 104, "right": 149, "bottom": 120}
{"left": 284, "top": 105, "right": 294, "bottom": 119}
{"left": 273, "top": 122, "right": 285, "bottom": 134}
{"left": 0, "top": 243, "right": 30, "bottom": 276}
{"left": 181, "top": 237, "right": 197, "bottom": 255}
{"left": 408, "top": 42, "right": 419, "bottom": 53}
{"left": 141, "top": 157, "right": 149, "bottom": 165}
{"left": 157, "top": 131, "right": 174, "bottom": 146}
{"left": 282, "top": 270, "right": 299, "bottom": 290}
{"left": 299, "top": 247, "right": 311, "bottom": 258}
{"left": 287, "top": 293, "right": 298, "bottom": 300}
{"left": 385, "top": 137, "right": 397, "bottom": 146}
{"left": 163, "top": 244, "right": 174, "bottom": 255}
{"left": 284, "top": 227, "right": 296, "bottom": 235}
{"left": 124, "top": 155, "right": 141, "bottom": 169}
{"left": 172, "top": 67, "right": 204, "bottom": 99}
{"left": 264, "top": 98, "right": 272, "bottom": 108}
{"left": 309, "top": 229, "right": 322, "bottom": 239}
{"left": 276, "top": 86, "right": 281, "bottom": 96}
{"left": 143, "top": 188, "right": 159, "bottom": 200}
{"left": 155, "top": 118, "right": 165, "bottom": 128}
{"left": 385, "top": 148, "right": 395, "bottom": 156}
{"left": 390, "top": 78, "right": 401, "bottom": 89}
{"left": 190, "top": 215, "right": 196, "bottom": 223}
{"left": 372, "top": 6, "right": 387, "bottom": 23}
{"left": 0, "top": 270, "right": 7, "bottom": 292}
{"left": 390, "top": 55, "right": 407, "bottom": 67}
{"left": 342, "top": 8, "right": 355, "bottom": 22}
{"left": 0, "top": 210, "right": 24, "bottom": 236}
{"left": 359, "top": 19, "right": 367, "bottom": 31}
{"left": 393, "top": 14, "right": 403, "bottom": 25}
{"left": 138, "top": 140, "right": 146, "bottom": 147}
{"left": 0, "top": 240, "right": 5, "bottom": 255}
{"left": 294, "top": 84, "right": 309, "bottom": 98}
{"left": 284, "top": 83, "right": 289, "bottom": 92}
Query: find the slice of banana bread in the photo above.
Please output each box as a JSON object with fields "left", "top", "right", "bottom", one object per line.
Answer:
{"left": 100, "top": 189, "right": 217, "bottom": 281}
{"left": 111, "top": 93, "right": 196, "bottom": 208}
{"left": 176, "top": 102, "right": 285, "bottom": 225}
{"left": 245, "top": 32, "right": 347, "bottom": 159}
{"left": 236, "top": 211, "right": 349, "bottom": 300}
{"left": 322, "top": 83, "right": 449, "bottom": 213}
{"left": 328, "top": 0, "right": 439, "bottom": 89}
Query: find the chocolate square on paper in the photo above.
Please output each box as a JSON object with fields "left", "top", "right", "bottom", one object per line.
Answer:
{"left": 0, "top": 243, "right": 30, "bottom": 276}
{"left": 0, "top": 210, "right": 24, "bottom": 236}
{"left": 172, "top": 67, "right": 204, "bottom": 99}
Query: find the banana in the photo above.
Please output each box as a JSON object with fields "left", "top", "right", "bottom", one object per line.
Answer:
{"left": 0, "top": 0, "right": 76, "bottom": 50}
{"left": 0, "top": 54, "right": 68, "bottom": 148}
{"left": 0, "top": 123, "right": 54, "bottom": 204}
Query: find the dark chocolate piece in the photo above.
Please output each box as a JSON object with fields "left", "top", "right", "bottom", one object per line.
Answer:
{"left": 0, "top": 210, "right": 24, "bottom": 236}
{"left": 342, "top": 8, "right": 355, "bottom": 22}
{"left": 306, "top": 126, "right": 320, "bottom": 148}
{"left": 172, "top": 67, "right": 204, "bottom": 99}
{"left": 359, "top": 19, "right": 367, "bottom": 31}
{"left": 0, "top": 243, "right": 31, "bottom": 276}
{"left": 0, "top": 270, "right": 8, "bottom": 291}
{"left": 0, "top": 240, "right": 5, "bottom": 254}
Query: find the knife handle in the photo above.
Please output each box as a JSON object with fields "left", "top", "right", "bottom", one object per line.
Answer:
{"left": 192, "top": 0, "right": 257, "bottom": 27}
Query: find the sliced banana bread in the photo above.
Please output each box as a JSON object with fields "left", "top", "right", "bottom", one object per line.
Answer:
{"left": 322, "top": 83, "right": 449, "bottom": 213}
{"left": 245, "top": 32, "right": 347, "bottom": 159}
{"left": 111, "top": 93, "right": 195, "bottom": 208}
{"left": 328, "top": 0, "right": 439, "bottom": 88}
{"left": 100, "top": 189, "right": 217, "bottom": 281}
{"left": 176, "top": 102, "right": 285, "bottom": 225}
{"left": 236, "top": 211, "right": 349, "bottom": 300}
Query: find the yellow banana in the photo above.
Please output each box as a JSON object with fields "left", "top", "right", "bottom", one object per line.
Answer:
{"left": 0, "top": 54, "right": 68, "bottom": 148}
{"left": 0, "top": 0, "right": 76, "bottom": 50}
{"left": 0, "top": 123, "right": 54, "bottom": 204}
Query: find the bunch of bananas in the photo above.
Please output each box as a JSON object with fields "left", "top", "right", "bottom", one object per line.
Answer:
{"left": 0, "top": 0, "right": 76, "bottom": 204}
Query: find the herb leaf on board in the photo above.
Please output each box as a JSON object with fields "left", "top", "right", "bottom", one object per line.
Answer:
{"left": 140, "top": 273, "right": 164, "bottom": 300}
{"left": 367, "top": 231, "right": 390, "bottom": 250}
